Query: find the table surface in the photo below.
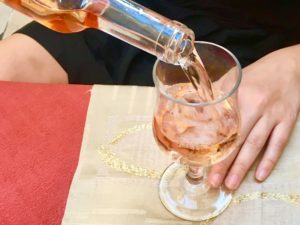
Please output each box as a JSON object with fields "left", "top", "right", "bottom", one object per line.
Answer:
{"left": 63, "top": 85, "right": 300, "bottom": 225}
{"left": 1, "top": 82, "right": 300, "bottom": 225}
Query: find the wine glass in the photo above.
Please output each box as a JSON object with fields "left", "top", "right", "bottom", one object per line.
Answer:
{"left": 152, "top": 41, "right": 242, "bottom": 221}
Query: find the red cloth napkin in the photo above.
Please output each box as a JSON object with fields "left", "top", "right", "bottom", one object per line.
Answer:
{"left": 0, "top": 82, "right": 91, "bottom": 225}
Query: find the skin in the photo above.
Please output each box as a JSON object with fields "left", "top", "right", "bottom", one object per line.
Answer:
{"left": 0, "top": 34, "right": 299, "bottom": 190}
{"left": 208, "top": 44, "right": 300, "bottom": 190}
{"left": 0, "top": 34, "right": 67, "bottom": 83}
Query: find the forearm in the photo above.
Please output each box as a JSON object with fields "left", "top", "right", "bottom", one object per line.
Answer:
{"left": 282, "top": 44, "right": 300, "bottom": 102}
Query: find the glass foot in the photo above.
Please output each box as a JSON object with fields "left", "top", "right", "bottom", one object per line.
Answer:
{"left": 159, "top": 163, "right": 232, "bottom": 221}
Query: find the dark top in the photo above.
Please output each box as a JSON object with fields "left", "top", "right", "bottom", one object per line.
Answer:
{"left": 99, "top": 0, "right": 300, "bottom": 85}
{"left": 18, "top": 0, "right": 300, "bottom": 85}
{"left": 138, "top": 0, "right": 300, "bottom": 65}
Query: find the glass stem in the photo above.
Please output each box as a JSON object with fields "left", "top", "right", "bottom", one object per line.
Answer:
{"left": 186, "top": 165, "right": 205, "bottom": 184}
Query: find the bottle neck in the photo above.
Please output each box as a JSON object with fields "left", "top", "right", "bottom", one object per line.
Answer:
{"left": 86, "top": 0, "right": 195, "bottom": 65}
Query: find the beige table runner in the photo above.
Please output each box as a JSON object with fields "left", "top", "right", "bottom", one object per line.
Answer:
{"left": 62, "top": 85, "right": 300, "bottom": 225}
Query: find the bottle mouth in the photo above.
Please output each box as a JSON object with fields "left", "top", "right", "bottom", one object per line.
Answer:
{"left": 176, "top": 38, "right": 194, "bottom": 65}
{"left": 155, "top": 20, "right": 195, "bottom": 64}
{"left": 152, "top": 41, "right": 243, "bottom": 107}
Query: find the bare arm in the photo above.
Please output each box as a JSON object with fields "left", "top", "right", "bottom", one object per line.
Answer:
{"left": 0, "top": 34, "right": 68, "bottom": 83}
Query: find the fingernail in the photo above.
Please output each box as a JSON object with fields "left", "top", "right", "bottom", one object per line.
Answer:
{"left": 226, "top": 174, "right": 239, "bottom": 190}
{"left": 210, "top": 173, "right": 222, "bottom": 187}
{"left": 256, "top": 169, "right": 268, "bottom": 181}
